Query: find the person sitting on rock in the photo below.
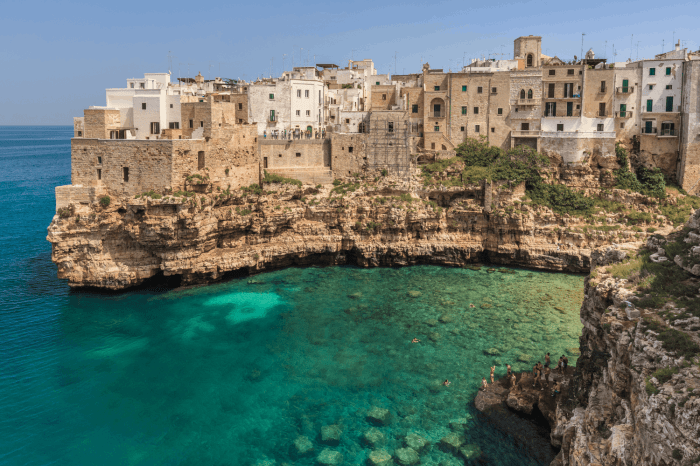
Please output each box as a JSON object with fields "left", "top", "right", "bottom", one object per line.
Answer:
{"left": 490, "top": 366, "right": 495, "bottom": 384}
{"left": 443, "top": 379, "right": 451, "bottom": 386}
{"left": 481, "top": 377, "right": 488, "bottom": 390}
{"left": 544, "top": 353, "right": 551, "bottom": 368}
{"left": 411, "top": 338, "right": 421, "bottom": 343}
{"left": 506, "top": 364, "right": 512, "bottom": 377}
{"left": 551, "top": 381, "right": 561, "bottom": 397}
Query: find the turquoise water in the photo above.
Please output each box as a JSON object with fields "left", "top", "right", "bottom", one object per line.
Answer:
{"left": 0, "top": 126, "right": 584, "bottom": 465}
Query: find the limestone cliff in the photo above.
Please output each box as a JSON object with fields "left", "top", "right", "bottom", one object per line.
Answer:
{"left": 46, "top": 171, "right": 672, "bottom": 290}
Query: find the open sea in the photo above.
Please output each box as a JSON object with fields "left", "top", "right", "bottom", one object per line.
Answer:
{"left": 0, "top": 126, "right": 584, "bottom": 466}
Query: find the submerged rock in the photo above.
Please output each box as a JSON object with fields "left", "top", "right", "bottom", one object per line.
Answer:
{"left": 320, "top": 424, "right": 342, "bottom": 446}
{"left": 316, "top": 449, "right": 343, "bottom": 465}
{"left": 404, "top": 432, "right": 429, "bottom": 452}
{"left": 484, "top": 347, "right": 500, "bottom": 356}
{"left": 407, "top": 290, "right": 422, "bottom": 298}
{"left": 394, "top": 447, "right": 420, "bottom": 465}
{"left": 367, "top": 449, "right": 393, "bottom": 466}
{"left": 367, "top": 407, "right": 392, "bottom": 426}
{"left": 292, "top": 435, "right": 314, "bottom": 457}
{"left": 459, "top": 444, "right": 482, "bottom": 461}
{"left": 362, "top": 427, "right": 387, "bottom": 447}
{"left": 518, "top": 354, "right": 532, "bottom": 363}
{"left": 439, "top": 432, "right": 463, "bottom": 454}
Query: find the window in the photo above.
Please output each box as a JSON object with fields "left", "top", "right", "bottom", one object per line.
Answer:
{"left": 297, "top": 90, "right": 301, "bottom": 97}
{"left": 77, "top": 131, "right": 82, "bottom": 137}
{"left": 521, "top": 123, "right": 529, "bottom": 130}
{"left": 97, "top": 156, "right": 102, "bottom": 164}
{"left": 599, "top": 102, "right": 606, "bottom": 116}
{"left": 200, "top": 121, "right": 204, "bottom": 127}
{"left": 169, "top": 122, "right": 179, "bottom": 129}
{"left": 527, "top": 89, "right": 533, "bottom": 99}
{"left": 497, "top": 108, "right": 503, "bottom": 115}
{"left": 123, "top": 167, "right": 129, "bottom": 182}
{"left": 263, "top": 157, "right": 268, "bottom": 168}
{"left": 142, "top": 103, "right": 146, "bottom": 110}
{"left": 548, "top": 83, "right": 555, "bottom": 98}
{"left": 461, "top": 106, "right": 467, "bottom": 115}
{"left": 170, "top": 104, "right": 173, "bottom": 109}
{"left": 97, "top": 169, "right": 101, "bottom": 180}
{"left": 306, "top": 110, "right": 310, "bottom": 116}
{"left": 491, "top": 87, "right": 497, "bottom": 94}
{"left": 345, "top": 119, "right": 350, "bottom": 124}
{"left": 431, "top": 143, "right": 436, "bottom": 149}
{"left": 189, "top": 119, "right": 193, "bottom": 128}
{"left": 305, "top": 90, "right": 309, "bottom": 98}
{"left": 475, "top": 125, "right": 480, "bottom": 132}
{"left": 388, "top": 122, "right": 394, "bottom": 133}
{"left": 140, "top": 83, "right": 144, "bottom": 89}
{"left": 549, "top": 69, "right": 555, "bottom": 76}
{"left": 556, "top": 124, "right": 564, "bottom": 132}
{"left": 520, "top": 89, "right": 525, "bottom": 99}
{"left": 473, "top": 107, "right": 479, "bottom": 114}
{"left": 376, "top": 81, "right": 380, "bottom": 85}
{"left": 597, "top": 124, "right": 604, "bottom": 131}
{"left": 239, "top": 103, "right": 243, "bottom": 110}
{"left": 348, "top": 147, "right": 353, "bottom": 153}
{"left": 477, "top": 87, "right": 483, "bottom": 94}
{"left": 269, "top": 93, "right": 274, "bottom": 99}
{"left": 462, "top": 85, "right": 467, "bottom": 92}
{"left": 130, "top": 83, "right": 134, "bottom": 88}
{"left": 665, "top": 67, "right": 671, "bottom": 75}
{"left": 567, "top": 101, "right": 573, "bottom": 116}
{"left": 382, "top": 94, "right": 386, "bottom": 100}
{"left": 649, "top": 68, "right": 655, "bottom": 76}
{"left": 460, "top": 126, "right": 465, "bottom": 131}
{"left": 296, "top": 110, "right": 300, "bottom": 116}
{"left": 567, "top": 69, "right": 574, "bottom": 75}
{"left": 412, "top": 104, "right": 418, "bottom": 113}
{"left": 620, "top": 122, "right": 625, "bottom": 129}
{"left": 296, "top": 153, "right": 301, "bottom": 157}
{"left": 238, "top": 119, "right": 243, "bottom": 123}
{"left": 545, "top": 102, "right": 557, "bottom": 117}
{"left": 491, "top": 127, "right": 495, "bottom": 133}
{"left": 666, "top": 85, "right": 672, "bottom": 90}
{"left": 600, "top": 81, "right": 606, "bottom": 92}
{"left": 527, "top": 54, "right": 533, "bottom": 67}
{"left": 666, "top": 96, "right": 674, "bottom": 112}
{"left": 434, "top": 86, "right": 440, "bottom": 91}
{"left": 646, "top": 99, "right": 653, "bottom": 112}
{"left": 198, "top": 151, "right": 205, "bottom": 170}
{"left": 150, "top": 122, "right": 160, "bottom": 134}
{"left": 270, "top": 110, "right": 276, "bottom": 121}
{"left": 564, "top": 83, "right": 573, "bottom": 98}
{"left": 434, "top": 125, "right": 439, "bottom": 131}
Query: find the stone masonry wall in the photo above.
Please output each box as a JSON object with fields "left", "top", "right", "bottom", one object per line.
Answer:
{"left": 331, "top": 133, "right": 367, "bottom": 176}
{"left": 83, "top": 109, "right": 121, "bottom": 140}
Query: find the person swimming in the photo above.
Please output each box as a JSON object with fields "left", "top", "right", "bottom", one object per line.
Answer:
{"left": 411, "top": 338, "right": 421, "bottom": 343}
{"left": 469, "top": 303, "right": 475, "bottom": 308}
{"left": 443, "top": 379, "right": 451, "bottom": 386}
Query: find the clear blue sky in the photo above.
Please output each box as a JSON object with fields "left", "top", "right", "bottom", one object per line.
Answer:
{"left": 1, "top": 0, "right": 696, "bottom": 125}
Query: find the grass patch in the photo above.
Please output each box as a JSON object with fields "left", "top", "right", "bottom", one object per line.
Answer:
{"left": 652, "top": 366, "right": 679, "bottom": 384}
{"left": 262, "top": 170, "right": 302, "bottom": 187}
{"left": 240, "top": 183, "right": 263, "bottom": 195}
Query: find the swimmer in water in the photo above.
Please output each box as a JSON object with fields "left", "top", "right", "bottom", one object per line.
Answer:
{"left": 411, "top": 338, "right": 421, "bottom": 343}
{"left": 469, "top": 303, "right": 475, "bottom": 308}
{"left": 443, "top": 379, "right": 451, "bottom": 386}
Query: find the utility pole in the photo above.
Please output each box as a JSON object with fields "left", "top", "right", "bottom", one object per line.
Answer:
{"left": 581, "top": 33, "right": 586, "bottom": 61}
{"left": 636, "top": 41, "right": 640, "bottom": 60}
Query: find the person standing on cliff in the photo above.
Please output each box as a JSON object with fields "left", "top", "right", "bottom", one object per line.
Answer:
{"left": 544, "top": 353, "right": 551, "bottom": 368}
{"left": 557, "top": 356, "right": 564, "bottom": 373}
{"left": 562, "top": 355, "right": 569, "bottom": 374}
{"left": 481, "top": 377, "right": 488, "bottom": 391}
{"left": 510, "top": 372, "right": 517, "bottom": 389}
{"left": 544, "top": 366, "right": 551, "bottom": 387}
{"left": 490, "top": 366, "right": 495, "bottom": 384}
{"left": 506, "top": 364, "right": 512, "bottom": 378}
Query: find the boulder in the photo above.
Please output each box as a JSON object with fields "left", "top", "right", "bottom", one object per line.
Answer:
{"left": 394, "top": 447, "right": 420, "bottom": 465}
{"left": 316, "top": 449, "right": 343, "bottom": 465}
{"left": 367, "top": 449, "right": 394, "bottom": 466}
{"left": 367, "top": 407, "right": 392, "bottom": 426}
{"left": 292, "top": 435, "right": 314, "bottom": 457}
{"left": 439, "top": 432, "right": 463, "bottom": 454}
{"left": 404, "top": 432, "right": 429, "bottom": 452}
{"left": 362, "top": 427, "right": 387, "bottom": 447}
{"left": 320, "top": 424, "right": 342, "bottom": 446}
{"left": 459, "top": 444, "right": 482, "bottom": 461}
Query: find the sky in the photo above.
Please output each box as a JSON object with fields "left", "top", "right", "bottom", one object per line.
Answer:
{"left": 1, "top": 0, "right": 697, "bottom": 125}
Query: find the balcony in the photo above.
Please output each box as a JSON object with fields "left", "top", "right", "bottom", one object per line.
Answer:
{"left": 431, "top": 112, "right": 444, "bottom": 118}
{"left": 616, "top": 86, "right": 634, "bottom": 94}
{"left": 614, "top": 111, "right": 633, "bottom": 118}
{"left": 517, "top": 99, "right": 537, "bottom": 106}
{"left": 641, "top": 127, "right": 657, "bottom": 134}
{"left": 511, "top": 130, "right": 541, "bottom": 137}
{"left": 659, "top": 129, "right": 677, "bottom": 137}
{"left": 597, "top": 111, "right": 608, "bottom": 117}
{"left": 268, "top": 117, "right": 277, "bottom": 123}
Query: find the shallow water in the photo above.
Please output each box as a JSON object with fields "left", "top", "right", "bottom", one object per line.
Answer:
{"left": 0, "top": 127, "right": 584, "bottom": 465}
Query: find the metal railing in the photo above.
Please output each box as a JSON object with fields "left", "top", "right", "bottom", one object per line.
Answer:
{"left": 511, "top": 130, "right": 541, "bottom": 137}
{"left": 614, "top": 111, "right": 633, "bottom": 118}
{"left": 432, "top": 112, "right": 443, "bottom": 118}
{"left": 517, "top": 99, "right": 536, "bottom": 105}
{"left": 641, "top": 127, "right": 657, "bottom": 134}
{"left": 659, "top": 128, "right": 676, "bottom": 136}
{"left": 616, "top": 86, "right": 634, "bottom": 94}
{"left": 598, "top": 111, "right": 608, "bottom": 117}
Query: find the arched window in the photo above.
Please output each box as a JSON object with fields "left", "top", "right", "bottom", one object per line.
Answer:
{"left": 358, "top": 122, "right": 365, "bottom": 133}
{"left": 527, "top": 54, "right": 533, "bottom": 67}
{"left": 527, "top": 89, "right": 533, "bottom": 99}
{"left": 520, "top": 89, "right": 525, "bottom": 99}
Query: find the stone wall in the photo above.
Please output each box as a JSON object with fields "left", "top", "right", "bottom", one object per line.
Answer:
{"left": 83, "top": 109, "right": 121, "bottom": 139}
{"left": 541, "top": 134, "right": 615, "bottom": 165}
{"left": 370, "top": 85, "right": 397, "bottom": 110}
{"left": 582, "top": 68, "right": 614, "bottom": 119}
{"left": 639, "top": 112, "right": 681, "bottom": 177}
{"left": 73, "top": 117, "right": 85, "bottom": 138}
{"left": 678, "top": 60, "right": 700, "bottom": 194}
{"left": 331, "top": 133, "right": 367, "bottom": 176}
{"left": 259, "top": 139, "right": 329, "bottom": 169}
{"left": 55, "top": 184, "right": 106, "bottom": 209}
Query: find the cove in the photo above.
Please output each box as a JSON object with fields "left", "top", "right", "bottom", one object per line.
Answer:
{"left": 2, "top": 263, "right": 583, "bottom": 466}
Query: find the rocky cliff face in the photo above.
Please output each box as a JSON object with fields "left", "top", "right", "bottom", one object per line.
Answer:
{"left": 46, "top": 173, "right": 666, "bottom": 290}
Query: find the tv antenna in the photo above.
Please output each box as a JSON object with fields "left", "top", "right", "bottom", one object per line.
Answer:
{"left": 581, "top": 33, "right": 586, "bottom": 61}
{"left": 636, "top": 42, "right": 640, "bottom": 60}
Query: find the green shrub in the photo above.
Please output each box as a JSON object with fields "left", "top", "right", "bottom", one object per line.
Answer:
{"left": 527, "top": 181, "right": 594, "bottom": 216}
{"left": 57, "top": 207, "right": 72, "bottom": 218}
{"left": 645, "top": 377, "right": 660, "bottom": 395}
{"left": 99, "top": 196, "right": 111, "bottom": 207}
{"left": 240, "top": 183, "right": 263, "bottom": 195}
{"left": 672, "top": 449, "right": 682, "bottom": 460}
{"left": 652, "top": 366, "right": 679, "bottom": 384}
{"left": 262, "top": 170, "right": 302, "bottom": 187}
{"left": 380, "top": 169, "right": 388, "bottom": 176}
{"left": 613, "top": 143, "right": 666, "bottom": 198}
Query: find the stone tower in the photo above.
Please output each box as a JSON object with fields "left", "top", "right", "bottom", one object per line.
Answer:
{"left": 514, "top": 36, "right": 542, "bottom": 68}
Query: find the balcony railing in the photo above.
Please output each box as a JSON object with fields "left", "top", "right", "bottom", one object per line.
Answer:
{"left": 511, "top": 130, "right": 541, "bottom": 137}
{"left": 641, "top": 127, "right": 657, "bottom": 134}
{"left": 517, "top": 99, "right": 536, "bottom": 106}
{"left": 432, "top": 112, "right": 444, "bottom": 118}
{"left": 659, "top": 129, "right": 677, "bottom": 137}
{"left": 598, "top": 111, "right": 608, "bottom": 117}
{"left": 614, "top": 111, "right": 633, "bottom": 118}
{"left": 616, "top": 86, "right": 634, "bottom": 94}
{"left": 268, "top": 116, "right": 276, "bottom": 122}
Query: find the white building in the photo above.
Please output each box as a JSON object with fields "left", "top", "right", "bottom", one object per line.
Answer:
{"left": 639, "top": 49, "right": 684, "bottom": 136}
